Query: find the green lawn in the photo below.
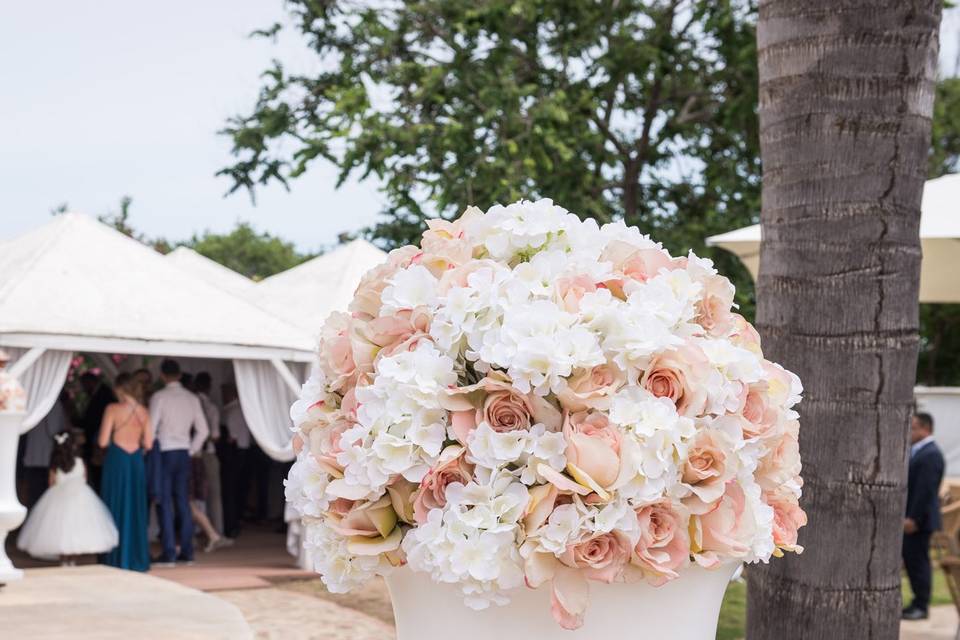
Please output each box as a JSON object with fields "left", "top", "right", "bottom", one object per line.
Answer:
{"left": 715, "top": 567, "right": 953, "bottom": 639}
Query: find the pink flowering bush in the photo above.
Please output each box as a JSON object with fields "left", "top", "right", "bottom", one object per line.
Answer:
{"left": 285, "top": 199, "right": 805, "bottom": 629}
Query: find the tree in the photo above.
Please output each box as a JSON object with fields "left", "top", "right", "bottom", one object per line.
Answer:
{"left": 221, "top": 0, "right": 762, "bottom": 309}
{"left": 748, "top": 2, "right": 941, "bottom": 638}
{"left": 184, "top": 222, "right": 309, "bottom": 280}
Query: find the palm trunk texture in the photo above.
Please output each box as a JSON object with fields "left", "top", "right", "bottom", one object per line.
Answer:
{"left": 747, "top": 2, "right": 942, "bottom": 638}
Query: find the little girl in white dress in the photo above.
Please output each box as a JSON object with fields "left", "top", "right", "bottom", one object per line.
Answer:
{"left": 17, "top": 431, "right": 118, "bottom": 564}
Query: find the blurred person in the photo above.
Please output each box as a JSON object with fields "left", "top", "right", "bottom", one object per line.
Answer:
{"left": 21, "top": 391, "right": 69, "bottom": 508}
{"left": 99, "top": 373, "right": 153, "bottom": 571}
{"left": 194, "top": 372, "right": 224, "bottom": 537}
{"left": 17, "top": 431, "right": 118, "bottom": 566}
{"left": 902, "top": 412, "right": 946, "bottom": 621}
{"left": 220, "top": 383, "right": 250, "bottom": 539}
{"left": 149, "top": 359, "right": 208, "bottom": 566}
{"left": 79, "top": 371, "right": 116, "bottom": 491}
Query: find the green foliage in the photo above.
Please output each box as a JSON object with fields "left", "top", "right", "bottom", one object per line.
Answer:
{"left": 183, "top": 222, "right": 310, "bottom": 280}
{"left": 221, "top": 0, "right": 762, "bottom": 313}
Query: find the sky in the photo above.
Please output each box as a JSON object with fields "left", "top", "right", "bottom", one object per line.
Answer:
{"left": 1, "top": 3, "right": 958, "bottom": 253}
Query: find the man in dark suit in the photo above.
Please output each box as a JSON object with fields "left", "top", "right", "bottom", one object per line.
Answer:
{"left": 902, "top": 412, "right": 946, "bottom": 620}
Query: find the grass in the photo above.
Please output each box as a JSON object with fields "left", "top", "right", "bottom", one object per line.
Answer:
{"left": 715, "top": 566, "right": 954, "bottom": 640}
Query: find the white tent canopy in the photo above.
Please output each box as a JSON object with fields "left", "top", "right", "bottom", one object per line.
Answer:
{"left": 250, "top": 239, "right": 387, "bottom": 335}
{"left": 706, "top": 174, "right": 960, "bottom": 303}
{"left": 0, "top": 213, "right": 314, "bottom": 460}
{"left": 165, "top": 246, "right": 254, "bottom": 297}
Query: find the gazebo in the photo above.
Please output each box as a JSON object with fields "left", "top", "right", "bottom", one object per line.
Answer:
{"left": 707, "top": 173, "right": 960, "bottom": 474}
{"left": 0, "top": 213, "right": 318, "bottom": 579}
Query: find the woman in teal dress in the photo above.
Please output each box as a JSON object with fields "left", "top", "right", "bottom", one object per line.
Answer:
{"left": 98, "top": 373, "right": 152, "bottom": 571}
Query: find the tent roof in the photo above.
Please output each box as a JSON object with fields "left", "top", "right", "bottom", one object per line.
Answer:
{"left": 706, "top": 174, "right": 960, "bottom": 303}
{"left": 165, "top": 246, "right": 254, "bottom": 296}
{"left": 0, "top": 213, "right": 315, "bottom": 361}
{"left": 250, "top": 239, "right": 387, "bottom": 335}
{"left": 707, "top": 173, "right": 960, "bottom": 247}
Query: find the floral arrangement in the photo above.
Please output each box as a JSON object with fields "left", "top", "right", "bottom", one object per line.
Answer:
{"left": 285, "top": 199, "right": 805, "bottom": 629}
{"left": 0, "top": 351, "right": 26, "bottom": 413}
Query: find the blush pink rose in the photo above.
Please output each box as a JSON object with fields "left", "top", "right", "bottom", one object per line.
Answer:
{"left": 600, "top": 240, "right": 677, "bottom": 298}
{"left": 437, "top": 258, "right": 502, "bottom": 294}
{"left": 349, "top": 245, "right": 419, "bottom": 320}
{"left": 559, "top": 531, "right": 632, "bottom": 584}
{"left": 696, "top": 482, "right": 752, "bottom": 562}
{"left": 556, "top": 363, "right": 625, "bottom": 412}
{"left": 640, "top": 343, "right": 710, "bottom": 417}
{"left": 564, "top": 411, "right": 622, "bottom": 489}
{"left": 741, "top": 383, "right": 778, "bottom": 439}
{"left": 695, "top": 275, "right": 736, "bottom": 337}
{"left": 555, "top": 274, "right": 597, "bottom": 313}
{"left": 308, "top": 416, "right": 353, "bottom": 475}
{"left": 364, "top": 308, "right": 433, "bottom": 360}
{"left": 765, "top": 489, "right": 807, "bottom": 554}
{"left": 413, "top": 448, "right": 474, "bottom": 524}
{"left": 318, "top": 312, "right": 359, "bottom": 391}
{"left": 326, "top": 496, "right": 398, "bottom": 539}
{"left": 729, "top": 314, "right": 762, "bottom": 355}
{"left": 682, "top": 429, "right": 734, "bottom": 513}
{"left": 443, "top": 373, "right": 562, "bottom": 442}
{"left": 756, "top": 428, "right": 802, "bottom": 492}
{"left": 418, "top": 209, "right": 480, "bottom": 274}
{"left": 633, "top": 500, "right": 691, "bottom": 584}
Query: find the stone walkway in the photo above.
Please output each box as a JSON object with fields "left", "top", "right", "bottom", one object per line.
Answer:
{"left": 217, "top": 586, "right": 394, "bottom": 640}
{"left": 3, "top": 565, "right": 251, "bottom": 639}
{"left": 901, "top": 606, "right": 959, "bottom": 639}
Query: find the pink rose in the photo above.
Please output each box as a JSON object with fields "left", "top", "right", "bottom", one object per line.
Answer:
{"left": 695, "top": 275, "right": 736, "bottom": 337}
{"left": 556, "top": 363, "right": 625, "bottom": 412}
{"left": 443, "top": 372, "right": 562, "bottom": 443}
{"left": 349, "top": 245, "right": 419, "bottom": 320}
{"left": 765, "top": 489, "right": 806, "bottom": 554}
{"left": 756, "top": 428, "right": 802, "bottom": 493}
{"left": 640, "top": 343, "right": 710, "bottom": 417}
{"left": 729, "top": 314, "right": 763, "bottom": 355}
{"left": 364, "top": 308, "right": 433, "bottom": 360}
{"left": 741, "top": 383, "right": 778, "bottom": 439}
{"left": 437, "top": 258, "right": 502, "bottom": 294}
{"left": 559, "top": 531, "right": 632, "bottom": 584}
{"left": 318, "top": 312, "right": 359, "bottom": 391}
{"left": 307, "top": 416, "right": 353, "bottom": 475}
{"left": 682, "top": 428, "right": 734, "bottom": 513}
{"left": 555, "top": 274, "right": 597, "bottom": 313}
{"left": 695, "top": 481, "right": 753, "bottom": 564}
{"left": 632, "top": 500, "right": 690, "bottom": 584}
{"left": 600, "top": 240, "right": 678, "bottom": 298}
{"left": 418, "top": 209, "right": 480, "bottom": 274}
{"left": 326, "top": 496, "right": 398, "bottom": 539}
{"left": 564, "top": 411, "right": 622, "bottom": 489}
{"left": 413, "top": 447, "right": 474, "bottom": 524}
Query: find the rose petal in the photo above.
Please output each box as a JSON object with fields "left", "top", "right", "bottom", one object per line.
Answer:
{"left": 347, "top": 527, "right": 403, "bottom": 556}
{"left": 537, "top": 464, "right": 592, "bottom": 496}
{"left": 550, "top": 567, "right": 590, "bottom": 630}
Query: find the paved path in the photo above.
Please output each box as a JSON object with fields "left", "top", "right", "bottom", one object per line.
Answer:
{"left": 901, "top": 606, "right": 959, "bottom": 639}
{"left": 217, "top": 586, "right": 394, "bottom": 640}
{"left": 2, "top": 565, "right": 252, "bottom": 639}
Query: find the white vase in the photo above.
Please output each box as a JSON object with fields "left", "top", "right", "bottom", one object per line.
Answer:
{"left": 0, "top": 412, "right": 26, "bottom": 583}
{"left": 385, "top": 561, "right": 739, "bottom": 640}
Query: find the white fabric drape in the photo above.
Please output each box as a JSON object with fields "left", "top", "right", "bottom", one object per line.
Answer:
{"left": 4, "top": 347, "right": 73, "bottom": 433}
{"left": 232, "top": 359, "right": 305, "bottom": 462}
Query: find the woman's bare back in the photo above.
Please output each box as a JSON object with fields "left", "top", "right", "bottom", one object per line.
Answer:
{"left": 103, "top": 402, "right": 149, "bottom": 454}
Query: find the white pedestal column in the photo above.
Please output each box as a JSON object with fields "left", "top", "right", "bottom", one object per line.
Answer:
{"left": 0, "top": 412, "right": 26, "bottom": 583}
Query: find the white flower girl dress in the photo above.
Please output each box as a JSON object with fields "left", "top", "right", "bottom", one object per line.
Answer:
{"left": 17, "top": 457, "right": 119, "bottom": 560}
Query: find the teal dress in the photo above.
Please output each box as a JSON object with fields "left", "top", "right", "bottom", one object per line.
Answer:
{"left": 100, "top": 443, "right": 149, "bottom": 571}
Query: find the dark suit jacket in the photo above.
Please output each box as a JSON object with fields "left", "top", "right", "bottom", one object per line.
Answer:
{"left": 906, "top": 441, "right": 945, "bottom": 533}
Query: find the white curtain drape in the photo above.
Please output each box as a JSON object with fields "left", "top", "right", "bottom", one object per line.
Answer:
{"left": 232, "top": 359, "right": 305, "bottom": 462}
{"left": 4, "top": 347, "right": 73, "bottom": 433}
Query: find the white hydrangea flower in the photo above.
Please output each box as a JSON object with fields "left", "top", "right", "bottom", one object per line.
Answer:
{"left": 380, "top": 263, "right": 440, "bottom": 314}
{"left": 303, "top": 519, "right": 393, "bottom": 593}
{"left": 284, "top": 451, "right": 331, "bottom": 518}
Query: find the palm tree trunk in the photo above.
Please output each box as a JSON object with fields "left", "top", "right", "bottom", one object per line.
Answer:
{"left": 747, "top": 2, "right": 942, "bottom": 638}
